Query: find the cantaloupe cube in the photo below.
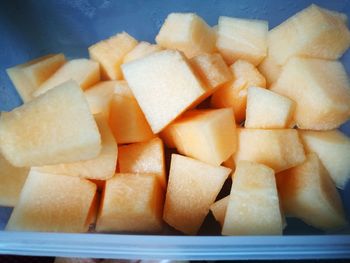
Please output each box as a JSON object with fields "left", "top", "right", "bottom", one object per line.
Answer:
{"left": 0, "top": 154, "right": 29, "bottom": 207}
{"left": 123, "top": 41, "right": 162, "bottom": 63}
{"left": 190, "top": 53, "right": 232, "bottom": 89}
{"left": 34, "top": 114, "right": 117, "bottom": 180}
{"left": 271, "top": 57, "right": 350, "bottom": 130}
{"left": 216, "top": 17, "right": 268, "bottom": 65}
{"left": 0, "top": 81, "right": 101, "bottom": 167}
{"left": 277, "top": 153, "right": 347, "bottom": 230}
{"left": 163, "top": 154, "right": 231, "bottom": 234}
{"left": 155, "top": 13, "right": 216, "bottom": 58}
{"left": 222, "top": 161, "right": 283, "bottom": 235}
{"left": 234, "top": 128, "right": 305, "bottom": 172}
{"left": 159, "top": 125, "right": 177, "bottom": 148}
{"left": 210, "top": 196, "right": 229, "bottom": 227}
{"left": 258, "top": 54, "right": 281, "bottom": 86}
{"left": 96, "top": 173, "right": 164, "bottom": 232}
{"left": 166, "top": 108, "right": 237, "bottom": 166}
{"left": 268, "top": 4, "right": 350, "bottom": 66}
{"left": 6, "top": 169, "right": 97, "bottom": 232}
{"left": 33, "top": 59, "right": 100, "bottom": 97}
{"left": 6, "top": 54, "right": 66, "bottom": 102}
{"left": 300, "top": 130, "right": 350, "bottom": 189}
{"left": 89, "top": 32, "right": 138, "bottom": 80}
{"left": 245, "top": 87, "right": 295, "bottom": 129}
{"left": 109, "top": 81, "right": 154, "bottom": 143}
{"left": 211, "top": 60, "right": 266, "bottom": 123}
{"left": 84, "top": 81, "right": 116, "bottom": 114}
{"left": 122, "top": 50, "right": 213, "bottom": 133}
{"left": 118, "top": 137, "right": 166, "bottom": 188}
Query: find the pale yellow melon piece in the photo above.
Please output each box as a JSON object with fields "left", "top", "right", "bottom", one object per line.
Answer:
{"left": 271, "top": 57, "right": 350, "bottom": 130}
{"left": 245, "top": 87, "right": 295, "bottom": 129}
{"left": 34, "top": 114, "right": 117, "bottom": 180}
{"left": 122, "top": 50, "right": 213, "bottom": 133}
{"left": 89, "top": 32, "right": 138, "bottom": 80}
{"left": 299, "top": 130, "right": 350, "bottom": 189}
{"left": 33, "top": 59, "right": 100, "bottom": 97}
{"left": 210, "top": 196, "right": 229, "bottom": 227}
{"left": 163, "top": 154, "right": 231, "bottom": 235}
{"left": 0, "top": 81, "right": 101, "bottom": 167}
{"left": 123, "top": 41, "right": 162, "bottom": 63}
{"left": 155, "top": 13, "right": 216, "bottom": 58}
{"left": 6, "top": 169, "right": 97, "bottom": 232}
{"left": 222, "top": 161, "right": 282, "bottom": 235}
{"left": 96, "top": 173, "right": 164, "bottom": 232}
{"left": 277, "top": 153, "right": 347, "bottom": 230}
{"left": 211, "top": 60, "right": 266, "bottom": 123}
{"left": 216, "top": 16, "right": 268, "bottom": 65}
{"left": 234, "top": 128, "right": 305, "bottom": 173}
{"left": 167, "top": 108, "right": 237, "bottom": 166}
{"left": 6, "top": 54, "right": 66, "bottom": 102}
{"left": 258, "top": 54, "right": 281, "bottom": 87}
{"left": 84, "top": 81, "right": 116, "bottom": 114}
{"left": 190, "top": 53, "right": 232, "bottom": 89}
{"left": 118, "top": 137, "right": 166, "bottom": 188}
{"left": 0, "top": 154, "right": 29, "bottom": 206}
{"left": 268, "top": 4, "right": 350, "bottom": 66}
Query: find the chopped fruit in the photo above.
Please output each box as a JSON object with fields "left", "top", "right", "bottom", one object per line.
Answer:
{"left": 123, "top": 41, "right": 162, "bottom": 63}
{"left": 258, "top": 55, "right": 281, "bottom": 86}
{"left": 84, "top": 81, "right": 116, "bottom": 115}
{"left": 159, "top": 125, "right": 177, "bottom": 148}
{"left": 222, "top": 155, "right": 235, "bottom": 170}
{"left": 210, "top": 196, "right": 229, "bottom": 227}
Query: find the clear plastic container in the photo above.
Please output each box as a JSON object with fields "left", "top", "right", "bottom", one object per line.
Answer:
{"left": 0, "top": 0, "right": 349, "bottom": 260}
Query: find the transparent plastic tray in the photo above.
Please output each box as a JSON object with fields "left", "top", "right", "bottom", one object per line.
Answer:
{"left": 0, "top": 0, "right": 349, "bottom": 260}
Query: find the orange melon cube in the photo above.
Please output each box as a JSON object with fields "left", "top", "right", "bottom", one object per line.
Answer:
{"left": 258, "top": 54, "right": 281, "bottom": 87}
{"left": 6, "top": 169, "right": 97, "bottom": 232}
{"left": 118, "top": 137, "right": 166, "bottom": 188}
{"left": 84, "top": 81, "right": 117, "bottom": 115}
{"left": 159, "top": 125, "right": 177, "bottom": 148}
{"left": 96, "top": 173, "right": 164, "bottom": 233}
{"left": 123, "top": 41, "right": 162, "bottom": 63}
{"left": 155, "top": 13, "right": 216, "bottom": 58}
{"left": 163, "top": 154, "right": 231, "bottom": 234}
{"left": 6, "top": 54, "right": 66, "bottom": 102}
{"left": 210, "top": 196, "right": 229, "bottom": 227}
{"left": 89, "top": 32, "right": 138, "bottom": 80}
{"left": 222, "top": 161, "right": 283, "bottom": 235}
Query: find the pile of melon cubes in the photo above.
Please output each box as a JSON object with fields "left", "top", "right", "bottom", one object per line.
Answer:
{"left": 1, "top": 4, "right": 350, "bottom": 235}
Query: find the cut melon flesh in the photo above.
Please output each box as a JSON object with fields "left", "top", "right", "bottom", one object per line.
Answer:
{"left": 0, "top": 154, "right": 29, "bottom": 207}
{"left": 222, "top": 161, "right": 283, "bottom": 235}
{"left": 6, "top": 169, "right": 97, "bottom": 232}
{"left": 210, "top": 196, "right": 229, "bottom": 227}
{"left": 96, "top": 173, "right": 164, "bottom": 233}
{"left": 6, "top": 54, "right": 66, "bottom": 102}
{"left": 84, "top": 81, "right": 117, "bottom": 115}
{"left": 300, "top": 130, "right": 350, "bottom": 189}
{"left": 163, "top": 154, "right": 231, "bottom": 235}
{"left": 0, "top": 81, "right": 101, "bottom": 167}
{"left": 89, "top": 32, "right": 138, "bottom": 80}
{"left": 123, "top": 41, "right": 162, "bottom": 63}
{"left": 234, "top": 128, "right": 305, "bottom": 173}
{"left": 216, "top": 16, "right": 268, "bottom": 65}
{"left": 258, "top": 54, "right": 281, "bottom": 87}
{"left": 159, "top": 125, "right": 177, "bottom": 148}
{"left": 118, "top": 137, "right": 166, "bottom": 188}
{"left": 271, "top": 57, "right": 350, "bottom": 130}
{"left": 34, "top": 114, "right": 117, "bottom": 180}
{"left": 277, "top": 153, "right": 347, "bottom": 230}
{"left": 155, "top": 13, "right": 216, "bottom": 58}
{"left": 33, "top": 59, "right": 100, "bottom": 97}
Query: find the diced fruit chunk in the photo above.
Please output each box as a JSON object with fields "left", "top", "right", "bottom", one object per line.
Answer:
{"left": 245, "top": 87, "right": 295, "bottom": 129}
{"left": 156, "top": 13, "right": 216, "bottom": 58}
{"left": 96, "top": 173, "right": 164, "bottom": 232}
{"left": 268, "top": 4, "right": 350, "bottom": 66}
{"left": 300, "top": 130, "right": 350, "bottom": 189}
{"left": 123, "top": 41, "right": 162, "bottom": 63}
{"left": 6, "top": 169, "right": 97, "bottom": 232}
{"left": 159, "top": 125, "right": 177, "bottom": 148}
{"left": 163, "top": 154, "right": 231, "bottom": 234}
{"left": 122, "top": 50, "right": 213, "bottom": 133}
{"left": 258, "top": 55, "right": 281, "bottom": 86}
{"left": 0, "top": 81, "right": 101, "bottom": 167}
{"left": 234, "top": 128, "right": 305, "bottom": 172}
{"left": 190, "top": 53, "right": 232, "bottom": 89}
{"left": 164, "top": 108, "right": 237, "bottom": 166}
{"left": 271, "top": 57, "right": 350, "bottom": 130}
{"left": 210, "top": 196, "right": 229, "bottom": 227}
{"left": 222, "top": 161, "right": 283, "bottom": 235}
{"left": 84, "top": 81, "right": 117, "bottom": 114}
{"left": 216, "top": 17, "right": 268, "bottom": 65}
{"left": 277, "top": 153, "right": 347, "bottom": 230}
{"left": 33, "top": 59, "right": 100, "bottom": 97}
{"left": 211, "top": 60, "right": 266, "bottom": 123}
{"left": 89, "top": 32, "right": 138, "bottom": 80}
{"left": 0, "top": 154, "right": 29, "bottom": 206}
{"left": 6, "top": 54, "right": 66, "bottom": 102}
